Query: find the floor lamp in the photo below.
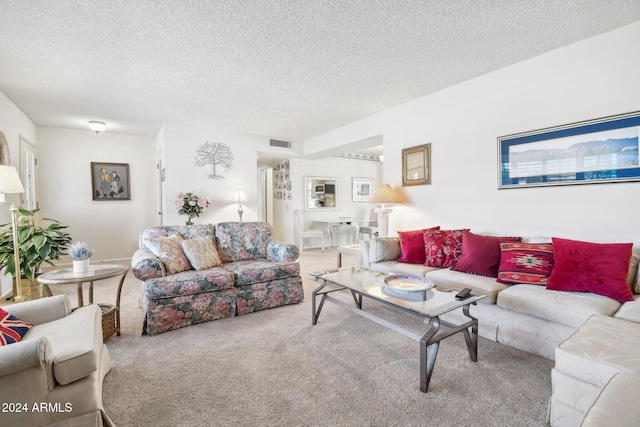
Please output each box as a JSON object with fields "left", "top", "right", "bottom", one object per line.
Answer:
{"left": 232, "top": 189, "right": 247, "bottom": 223}
{"left": 367, "top": 184, "right": 403, "bottom": 237}
{"left": 0, "top": 165, "right": 26, "bottom": 302}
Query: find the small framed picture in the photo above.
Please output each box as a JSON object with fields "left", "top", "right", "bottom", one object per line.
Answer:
{"left": 352, "top": 177, "right": 374, "bottom": 202}
{"left": 91, "top": 162, "right": 131, "bottom": 201}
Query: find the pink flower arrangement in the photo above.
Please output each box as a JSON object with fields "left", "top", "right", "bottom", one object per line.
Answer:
{"left": 175, "top": 192, "right": 210, "bottom": 222}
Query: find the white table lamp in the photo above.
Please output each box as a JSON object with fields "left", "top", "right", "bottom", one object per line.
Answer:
{"left": 232, "top": 189, "right": 248, "bottom": 222}
{"left": 367, "top": 184, "right": 403, "bottom": 237}
{"left": 0, "top": 165, "right": 25, "bottom": 301}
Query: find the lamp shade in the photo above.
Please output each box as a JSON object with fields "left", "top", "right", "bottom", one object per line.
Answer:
{"left": 0, "top": 165, "right": 25, "bottom": 194}
{"left": 367, "top": 184, "right": 402, "bottom": 205}
{"left": 231, "top": 189, "right": 247, "bottom": 204}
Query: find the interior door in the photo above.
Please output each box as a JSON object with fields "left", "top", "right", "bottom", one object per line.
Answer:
{"left": 19, "top": 136, "right": 37, "bottom": 209}
{"left": 157, "top": 158, "right": 164, "bottom": 225}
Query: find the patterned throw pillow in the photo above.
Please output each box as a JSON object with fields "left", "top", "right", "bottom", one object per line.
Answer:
{"left": 146, "top": 233, "right": 192, "bottom": 274}
{"left": 181, "top": 237, "right": 222, "bottom": 270}
{"left": 497, "top": 243, "right": 554, "bottom": 285}
{"left": 0, "top": 307, "right": 33, "bottom": 346}
{"left": 423, "top": 229, "right": 468, "bottom": 268}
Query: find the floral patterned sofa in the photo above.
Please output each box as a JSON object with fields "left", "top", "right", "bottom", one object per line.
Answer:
{"left": 132, "top": 222, "right": 303, "bottom": 335}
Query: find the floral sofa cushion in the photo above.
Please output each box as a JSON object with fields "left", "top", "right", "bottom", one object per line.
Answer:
{"left": 215, "top": 222, "right": 273, "bottom": 263}
{"left": 144, "top": 268, "right": 235, "bottom": 300}
{"left": 223, "top": 259, "right": 300, "bottom": 286}
{"left": 139, "top": 224, "right": 215, "bottom": 250}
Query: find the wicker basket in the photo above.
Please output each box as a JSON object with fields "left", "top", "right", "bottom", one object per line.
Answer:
{"left": 99, "top": 304, "right": 117, "bottom": 341}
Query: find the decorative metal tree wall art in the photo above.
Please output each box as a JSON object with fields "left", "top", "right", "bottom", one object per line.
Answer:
{"left": 195, "top": 141, "right": 234, "bottom": 180}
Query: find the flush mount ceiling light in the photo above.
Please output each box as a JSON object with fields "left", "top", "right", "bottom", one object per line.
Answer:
{"left": 88, "top": 121, "right": 106, "bottom": 134}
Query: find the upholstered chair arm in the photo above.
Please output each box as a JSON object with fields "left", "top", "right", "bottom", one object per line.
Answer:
{"left": 266, "top": 240, "right": 300, "bottom": 262}
{"left": 132, "top": 249, "right": 165, "bottom": 280}
{"left": 0, "top": 337, "right": 57, "bottom": 426}
{"left": 0, "top": 337, "right": 53, "bottom": 380}
{"left": 5, "top": 294, "right": 71, "bottom": 325}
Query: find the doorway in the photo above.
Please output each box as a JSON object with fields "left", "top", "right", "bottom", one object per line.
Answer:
{"left": 19, "top": 136, "right": 37, "bottom": 209}
{"left": 260, "top": 167, "right": 273, "bottom": 225}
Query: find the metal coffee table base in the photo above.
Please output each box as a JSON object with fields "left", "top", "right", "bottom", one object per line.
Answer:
{"left": 312, "top": 283, "right": 479, "bottom": 393}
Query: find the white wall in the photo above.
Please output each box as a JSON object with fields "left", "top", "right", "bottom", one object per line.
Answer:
{"left": 0, "top": 91, "right": 38, "bottom": 296}
{"left": 303, "top": 21, "right": 640, "bottom": 246}
{"left": 37, "top": 127, "right": 157, "bottom": 262}
{"left": 161, "top": 122, "right": 295, "bottom": 226}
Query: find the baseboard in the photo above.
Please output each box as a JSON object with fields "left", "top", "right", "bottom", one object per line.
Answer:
{"left": 1, "top": 290, "right": 13, "bottom": 304}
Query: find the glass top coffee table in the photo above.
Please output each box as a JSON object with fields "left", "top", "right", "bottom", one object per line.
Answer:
{"left": 310, "top": 267, "right": 485, "bottom": 393}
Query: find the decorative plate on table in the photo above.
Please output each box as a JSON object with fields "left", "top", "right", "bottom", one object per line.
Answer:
{"left": 383, "top": 275, "right": 434, "bottom": 293}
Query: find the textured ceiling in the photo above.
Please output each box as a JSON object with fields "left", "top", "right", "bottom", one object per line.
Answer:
{"left": 1, "top": 1, "right": 640, "bottom": 142}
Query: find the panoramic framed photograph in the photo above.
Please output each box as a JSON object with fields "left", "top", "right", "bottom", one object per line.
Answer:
{"left": 402, "top": 143, "right": 431, "bottom": 186}
{"left": 498, "top": 111, "right": 640, "bottom": 189}
{"left": 352, "top": 177, "right": 373, "bottom": 202}
{"left": 91, "top": 162, "right": 131, "bottom": 200}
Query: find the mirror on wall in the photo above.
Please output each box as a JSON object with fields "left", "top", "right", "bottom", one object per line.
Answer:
{"left": 304, "top": 176, "right": 341, "bottom": 211}
{"left": 402, "top": 143, "right": 431, "bottom": 186}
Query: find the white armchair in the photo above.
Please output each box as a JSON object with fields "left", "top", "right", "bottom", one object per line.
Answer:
{"left": 0, "top": 295, "right": 113, "bottom": 427}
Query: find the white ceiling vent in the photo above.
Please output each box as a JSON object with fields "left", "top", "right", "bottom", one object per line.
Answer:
{"left": 269, "top": 139, "right": 292, "bottom": 149}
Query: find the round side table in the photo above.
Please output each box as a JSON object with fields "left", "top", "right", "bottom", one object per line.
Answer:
{"left": 37, "top": 264, "right": 129, "bottom": 337}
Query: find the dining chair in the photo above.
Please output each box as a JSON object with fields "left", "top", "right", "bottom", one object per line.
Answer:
{"left": 293, "top": 209, "right": 325, "bottom": 252}
{"left": 358, "top": 208, "right": 378, "bottom": 240}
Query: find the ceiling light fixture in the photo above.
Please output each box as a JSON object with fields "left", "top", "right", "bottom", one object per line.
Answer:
{"left": 88, "top": 121, "right": 106, "bottom": 134}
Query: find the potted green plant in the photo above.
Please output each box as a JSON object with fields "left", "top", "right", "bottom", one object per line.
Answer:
{"left": 0, "top": 208, "right": 72, "bottom": 285}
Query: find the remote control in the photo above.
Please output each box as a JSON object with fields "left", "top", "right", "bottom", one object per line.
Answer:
{"left": 455, "top": 288, "right": 472, "bottom": 300}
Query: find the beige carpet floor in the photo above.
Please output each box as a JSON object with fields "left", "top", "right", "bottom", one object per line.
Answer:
{"left": 49, "top": 248, "right": 554, "bottom": 427}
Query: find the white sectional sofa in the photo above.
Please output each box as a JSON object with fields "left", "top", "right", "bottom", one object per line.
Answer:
{"left": 359, "top": 235, "right": 640, "bottom": 426}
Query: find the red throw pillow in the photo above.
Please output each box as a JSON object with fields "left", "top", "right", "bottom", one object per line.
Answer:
{"left": 423, "top": 229, "right": 469, "bottom": 268}
{"left": 0, "top": 308, "right": 33, "bottom": 346}
{"left": 453, "top": 231, "right": 522, "bottom": 277}
{"left": 398, "top": 227, "right": 439, "bottom": 264}
{"left": 546, "top": 237, "right": 633, "bottom": 302}
{"left": 497, "top": 243, "right": 554, "bottom": 285}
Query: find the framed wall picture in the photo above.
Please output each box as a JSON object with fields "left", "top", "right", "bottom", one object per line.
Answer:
{"left": 352, "top": 177, "right": 373, "bottom": 202}
{"left": 498, "top": 111, "right": 640, "bottom": 189}
{"left": 91, "top": 162, "right": 131, "bottom": 200}
{"left": 402, "top": 143, "right": 431, "bottom": 186}
{"left": 0, "top": 131, "right": 10, "bottom": 165}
